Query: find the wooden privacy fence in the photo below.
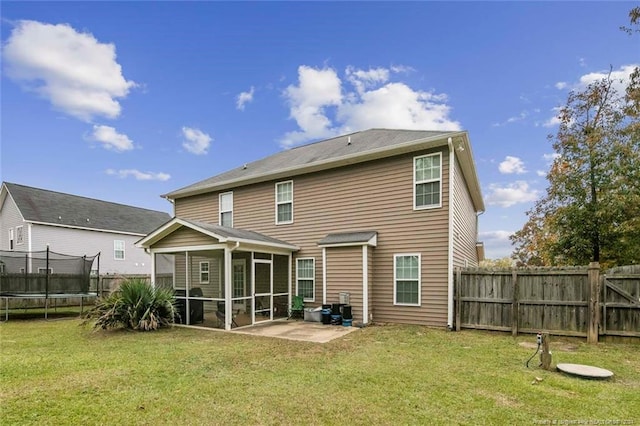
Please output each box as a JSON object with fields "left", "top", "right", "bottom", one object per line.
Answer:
{"left": 455, "top": 263, "right": 640, "bottom": 342}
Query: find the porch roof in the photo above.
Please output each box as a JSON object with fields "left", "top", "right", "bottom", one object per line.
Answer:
{"left": 136, "top": 217, "right": 299, "bottom": 252}
{"left": 318, "top": 231, "right": 377, "bottom": 247}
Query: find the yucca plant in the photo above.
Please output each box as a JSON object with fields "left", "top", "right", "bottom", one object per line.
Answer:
{"left": 84, "top": 278, "right": 177, "bottom": 331}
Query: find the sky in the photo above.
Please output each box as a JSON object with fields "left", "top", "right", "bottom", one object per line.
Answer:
{"left": 1, "top": 2, "right": 638, "bottom": 259}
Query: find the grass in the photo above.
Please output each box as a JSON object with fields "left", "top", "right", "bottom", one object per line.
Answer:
{"left": 1, "top": 320, "right": 638, "bottom": 425}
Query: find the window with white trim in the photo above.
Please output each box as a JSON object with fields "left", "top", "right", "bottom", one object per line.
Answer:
{"left": 414, "top": 153, "right": 442, "bottom": 209}
{"left": 296, "top": 258, "right": 314, "bottom": 301}
{"left": 394, "top": 254, "right": 421, "bottom": 306}
{"left": 114, "top": 240, "right": 125, "bottom": 260}
{"left": 15, "top": 226, "right": 24, "bottom": 245}
{"left": 200, "top": 261, "right": 210, "bottom": 283}
{"left": 275, "top": 181, "right": 293, "bottom": 224}
{"left": 38, "top": 267, "right": 53, "bottom": 274}
{"left": 219, "top": 192, "right": 233, "bottom": 227}
{"left": 8, "top": 229, "right": 14, "bottom": 250}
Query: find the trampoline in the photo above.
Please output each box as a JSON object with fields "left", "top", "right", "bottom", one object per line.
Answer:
{"left": 0, "top": 248, "right": 99, "bottom": 321}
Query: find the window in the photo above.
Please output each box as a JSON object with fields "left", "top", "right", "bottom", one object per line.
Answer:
{"left": 414, "top": 153, "right": 442, "bottom": 209}
{"left": 394, "top": 254, "right": 421, "bottom": 306}
{"left": 8, "top": 229, "right": 14, "bottom": 250}
{"left": 275, "top": 181, "right": 293, "bottom": 224}
{"left": 38, "top": 267, "right": 53, "bottom": 274}
{"left": 200, "top": 261, "right": 210, "bottom": 284}
{"left": 114, "top": 240, "right": 125, "bottom": 260}
{"left": 219, "top": 192, "right": 233, "bottom": 227}
{"left": 15, "top": 226, "right": 24, "bottom": 245}
{"left": 296, "top": 258, "right": 314, "bottom": 301}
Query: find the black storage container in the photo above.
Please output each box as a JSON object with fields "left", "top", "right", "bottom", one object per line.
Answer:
{"left": 342, "top": 305, "right": 353, "bottom": 320}
{"left": 321, "top": 304, "right": 331, "bottom": 325}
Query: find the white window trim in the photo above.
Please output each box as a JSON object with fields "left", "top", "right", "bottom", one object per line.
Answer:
{"left": 413, "top": 152, "right": 442, "bottom": 210}
{"left": 219, "top": 191, "right": 233, "bottom": 227}
{"left": 8, "top": 228, "right": 14, "bottom": 250}
{"left": 15, "top": 226, "right": 24, "bottom": 245}
{"left": 200, "top": 261, "right": 210, "bottom": 284}
{"left": 296, "top": 257, "right": 315, "bottom": 302}
{"left": 275, "top": 180, "right": 294, "bottom": 225}
{"left": 114, "top": 240, "right": 125, "bottom": 261}
{"left": 393, "top": 253, "right": 421, "bottom": 307}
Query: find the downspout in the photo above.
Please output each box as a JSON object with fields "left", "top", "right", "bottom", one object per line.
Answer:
{"left": 447, "top": 137, "right": 455, "bottom": 330}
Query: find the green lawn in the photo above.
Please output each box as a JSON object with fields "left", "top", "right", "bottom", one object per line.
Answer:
{"left": 1, "top": 320, "right": 638, "bottom": 425}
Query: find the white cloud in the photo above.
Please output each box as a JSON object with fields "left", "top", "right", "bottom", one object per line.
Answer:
{"left": 106, "top": 169, "right": 170, "bottom": 181}
{"left": 542, "top": 153, "right": 560, "bottom": 164}
{"left": 555, "top": 82, "right": 568, "bottom": 90}
{"left": 390, "top": 64, "right": 416, "bottom": 74}
{"left": 536, "top": 170, "right": 547, "bottom": 177}
{"left": 479, "top": 230, "right": 516, "bottom": 260}
{"left": 485, "top": 181, "right": 540, "bottom": 208}
{"left": 576, "top": 64, "right": 637, "bottom": 95}
{"left": 181, "top": 126, "right": 212, "bottom": 155}
{"left": 2, "top": 20, "right": 135, "bottom": 122}
{"left": 88, "top": 125, "right": 134, "bottom": 152}
{"left": 542, "top": 106, "right": 563, "bottom": 128}
{"left": 498, "top": 156, "right": 527, "bottom": 174}
{"left": 280, "top": 65, "right": 460, "bottom": 147}
{"left": 236, "top": 86, "right": 255, "bottom": 110}
{"left": 493, "top": 111, "right": 528, "bottom": 127}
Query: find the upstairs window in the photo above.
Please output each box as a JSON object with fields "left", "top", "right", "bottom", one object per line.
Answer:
{"left": 114, "top": 240, "right": 125, "bottom": 260}
{"left": 8, "top": 229, "right": 14, "bottom": 250}
{"left": 275, "top": 181, "right": 293, "bottom": 224}
{"left": 219, "top": 192, "right": 233, "bottom": 227}
{"left": 414, "top": 153, "right": 442, "bottom": 209}
{"left": 296, "top": 258, "right": 315, "bottom": 301}
{"left": 15, "top": 226, "right": 24, "bottom": 245}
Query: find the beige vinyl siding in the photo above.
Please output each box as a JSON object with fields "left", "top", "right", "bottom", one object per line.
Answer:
{"left": 153, "top": 227, "right": 219, "bottom": 249}
{"left": 174, "top": 148, "right": 451, "bottom": 327}
{"left": 325, "top": 246, "right": 363, "bottom": 322}
{"left": 452, "top": 156, "right": 479, "bottom": 268}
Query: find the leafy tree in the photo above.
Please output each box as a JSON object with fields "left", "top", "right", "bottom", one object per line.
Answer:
{"left": 479, "top": 257, "right": 514, "bottom": 269}
{"left": 512, "top": 70, "right": 640, "bottom": 267}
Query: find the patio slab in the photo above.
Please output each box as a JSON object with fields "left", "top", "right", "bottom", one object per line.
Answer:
{"left": 232, "top": 319, "right": 358, "bottom": 343}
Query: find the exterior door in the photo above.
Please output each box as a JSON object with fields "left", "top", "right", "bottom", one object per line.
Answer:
{"left": 253, "top": 259, "right": 272, "bottom": 324}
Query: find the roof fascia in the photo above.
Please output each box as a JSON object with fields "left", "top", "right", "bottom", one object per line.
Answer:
{"left": 26, "top": 220, "right": 148, "bottom": 236}
{"left": 165, "top": 133, "right": 464, "bottom": 200}
{"left": 452, "top": 133, "right": 485, "bottom": 212}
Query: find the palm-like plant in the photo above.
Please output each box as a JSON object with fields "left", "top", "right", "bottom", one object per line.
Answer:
{"left": 84, "top": 278, "right": 177, "bottom": 331}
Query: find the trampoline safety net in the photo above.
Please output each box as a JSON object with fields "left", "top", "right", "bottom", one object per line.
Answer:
{"left": 0, "top": 249, "right": 99, "bottom": 295}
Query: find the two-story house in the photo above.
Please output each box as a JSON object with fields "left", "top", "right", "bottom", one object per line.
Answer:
{"left": 1, "top": 182, "right": 171, "bottom": 275}
{"left": 137, "top": 129, "right": 485, "bottom": 330}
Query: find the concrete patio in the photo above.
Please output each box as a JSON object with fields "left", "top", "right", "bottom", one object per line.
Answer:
{"left": 232, "top": 319, "right": 359, "bottom": 343}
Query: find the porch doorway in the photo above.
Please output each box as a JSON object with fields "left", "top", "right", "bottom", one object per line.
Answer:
{"left": 253, "top": 259, "right": 272, "bottom": 324}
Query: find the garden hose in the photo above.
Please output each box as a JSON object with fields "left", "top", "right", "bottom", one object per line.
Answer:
{"left": 525, "top": 343, "right": 541, "bottom": 368}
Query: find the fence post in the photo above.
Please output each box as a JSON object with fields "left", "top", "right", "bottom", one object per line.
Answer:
{"left": 455, "top": 268, "right": 461, "bottom": 332}
{"left": 511, "top": 270, "right": 519, "bottom": 337}
{"left": 587, "top": 262, "right": 600, "bottom": 344}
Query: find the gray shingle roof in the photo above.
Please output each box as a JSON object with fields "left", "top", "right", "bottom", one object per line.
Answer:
{"left": 318, "top": 231, "right": 378, "bottom": 246}
{"left": 180, "top": 218, "right": 297, "bottom": 248}
{"left": 165, "top": 129, "right": 456, "bottom": 199}
{"left": 4, "top": 182, "right": 171, "bottom": 235}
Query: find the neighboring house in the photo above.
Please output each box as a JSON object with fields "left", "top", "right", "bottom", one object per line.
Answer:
{"left": 0, "top": 182, "right": 171, "bottom": 275}
{"left": 138, "top": 129, "right": 485, "bottom": 330}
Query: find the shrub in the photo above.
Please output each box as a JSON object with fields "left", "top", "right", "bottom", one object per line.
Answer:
{"left": 84, "top": 278, "right": 177, "bottom": 331}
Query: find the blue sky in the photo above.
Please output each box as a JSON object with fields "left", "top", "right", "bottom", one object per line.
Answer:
{"left": 1, "top": 2, "right": 638, "bottom": 259}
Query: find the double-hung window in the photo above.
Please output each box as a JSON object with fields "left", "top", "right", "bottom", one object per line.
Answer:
{"left": 414, "top": 153, "right": 442, "bottom": 209}
{"left": 114, "top": 240, "right": 125, "bottom": 260}
{"left": 8, "top": 229, "right": 14, "bottom": 250}
{"left": 200, "top": 261, "right": 210, "bottom": 284}
{"left": 15, "top": 226, "right": 24, "bottom": 245}
{"left": 394, "top": 254, "right": 421, "bottom": 306}
{"left": 275, "top": 181, "right": 293, "bottom": 224}
{"left": 296, "top": 258, "right": 314, "bottom": 301}
{"left": 219, "top": 192, "right": 233, "bottom": 227}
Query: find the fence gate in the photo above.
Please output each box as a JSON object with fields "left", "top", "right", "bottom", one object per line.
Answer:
{"left": 602, "top": 266, "right": 640, "bottom": 338}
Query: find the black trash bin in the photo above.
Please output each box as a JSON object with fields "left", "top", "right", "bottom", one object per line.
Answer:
{"left": 321, "top": 304, "right": 331, "bottom": 325}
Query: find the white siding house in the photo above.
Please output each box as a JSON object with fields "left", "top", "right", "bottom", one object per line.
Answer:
{"left": 0, "top": 182, "right": 171, "bottom": 275}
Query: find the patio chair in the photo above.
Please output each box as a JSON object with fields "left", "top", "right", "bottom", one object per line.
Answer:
{"left": 216, "top": 301, "right": 239, "bottom": 328}
{"left": 288, "top": 295, "right": 304, "bottom": 320}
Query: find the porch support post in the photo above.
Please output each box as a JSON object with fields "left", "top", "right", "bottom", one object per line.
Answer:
{"left": 185, "top": 251, "right": 190, "bottom": 325}
{"left": 362, "top": 245, "right": 369, "bottom": 325}
{"left": 224, "top": 245, "right": 232, "bottom": 331}
{"left": 150, "top": 250, "right": 156, "bottom": 289}
{"left": 322, "top": 247, "right": 327, "bottom": 304}
{"left": 288, "top": 253, "right": 292, "bottom": 311}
